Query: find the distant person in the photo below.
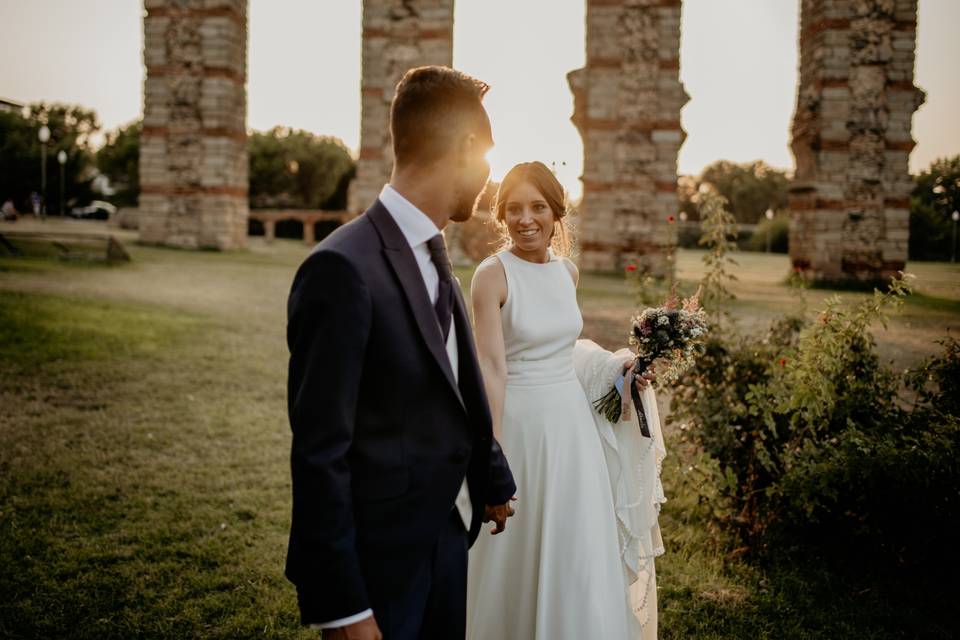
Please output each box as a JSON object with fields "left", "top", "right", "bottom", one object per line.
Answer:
{"left": 1, "top": 199, "right": 18, "bottom": 221}
{"left": 284, "top": 66, "right": 516, "bottom": 640}
{"left": 29, "top": 192, "right": 42, "bottom": 219}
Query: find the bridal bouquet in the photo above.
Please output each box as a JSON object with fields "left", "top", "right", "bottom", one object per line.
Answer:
{"left": 594, "top": 290, "right": 708, "bottom": 434}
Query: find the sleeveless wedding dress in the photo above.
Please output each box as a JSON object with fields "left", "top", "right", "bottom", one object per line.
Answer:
{"left": 466, "top": 249, "right": 638, "bottom": 639}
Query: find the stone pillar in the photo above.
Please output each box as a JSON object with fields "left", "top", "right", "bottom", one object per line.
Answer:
{"left": 789, "top": 0, "right": 923, "bottom": 284}
{"left": 139, "top": 0, "right": 249, "bottom": 250}
{"left": 568, "top": 0, "right": 687, "bottom": 274}
{"left": 349, "top": 1, "right": 455, "bottom": 214}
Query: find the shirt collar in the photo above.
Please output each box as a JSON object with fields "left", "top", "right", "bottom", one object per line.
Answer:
{"left": 378, "top": 184, "right": 441, "bottom": 250}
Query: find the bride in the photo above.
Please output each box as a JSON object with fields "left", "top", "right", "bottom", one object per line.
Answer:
{"left": 466, "top": 161, "right": 666, "bottom": 639}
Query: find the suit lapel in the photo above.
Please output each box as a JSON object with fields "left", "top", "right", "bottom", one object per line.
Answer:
{"left": 367, "top": 201, "right": 465, "bottom": 411}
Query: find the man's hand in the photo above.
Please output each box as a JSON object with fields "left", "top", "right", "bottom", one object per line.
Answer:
{"left": 483, "top": 497, "right": 517, "bottom": 535}
{"left": 322, "top": 617, "right": 382, "bottom": 640}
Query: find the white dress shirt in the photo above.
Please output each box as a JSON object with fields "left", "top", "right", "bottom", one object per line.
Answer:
{"left": 311, "top": 184, "right": 473, "bottom": 632}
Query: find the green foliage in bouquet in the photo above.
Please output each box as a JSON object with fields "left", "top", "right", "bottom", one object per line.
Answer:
{"left": 670, "top": 193, "right": 960, "bottom": 577}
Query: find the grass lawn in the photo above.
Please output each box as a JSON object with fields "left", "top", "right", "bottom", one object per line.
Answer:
{"left": 1, "top": 222, "right": 957, "bottom": 638}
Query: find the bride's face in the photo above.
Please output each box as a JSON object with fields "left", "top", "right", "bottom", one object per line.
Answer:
{"left": 503, "top": 181, "right": 556, "bottom": 254}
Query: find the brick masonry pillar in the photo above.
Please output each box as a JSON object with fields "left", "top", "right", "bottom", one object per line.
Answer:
{"left": 789, "top": 0, "right": 923, "bottom": 283}
{"left": 139, "top": 0, "right": 249, "bottom": 250}
{"left": 349, "top": 0, "right": 454, "bottom": 215}
{"left": 569, "top": 0, "right": 687, "bottom": 275}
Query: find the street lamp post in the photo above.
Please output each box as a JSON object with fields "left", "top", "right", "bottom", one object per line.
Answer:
{"left": 57, "top": 150, "right": 67, "bottom": 217}
{"left": 764, "top": 208, "right": 775, "bottom": 253}
{"left": 952, "top": 211, "right": 959, "bottom": 263}
{"left": 38, "top": 125, "right": 50, "bottom": 220}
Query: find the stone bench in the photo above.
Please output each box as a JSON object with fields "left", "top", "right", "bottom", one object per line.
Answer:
{"left": 0, "top": 229, "right": 131, "bottom": 262}
{"left": 248, "top": 209, "right": 357, "bottom": 244}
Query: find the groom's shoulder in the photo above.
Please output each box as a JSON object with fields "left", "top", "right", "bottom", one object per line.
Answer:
{"left": 306, "top": 212, "right": 381, "bottom": 265}
{"left": 319, "top": 211, "right": 377, "bottom": 252}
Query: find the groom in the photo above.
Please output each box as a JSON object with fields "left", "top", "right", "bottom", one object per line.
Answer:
{"left": 285, "top": 66, "right": 517, "bottom": 640}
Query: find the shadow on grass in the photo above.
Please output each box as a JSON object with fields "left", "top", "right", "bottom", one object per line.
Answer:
{"left": 656, "top": 514, "right": 956, "bottom": 640}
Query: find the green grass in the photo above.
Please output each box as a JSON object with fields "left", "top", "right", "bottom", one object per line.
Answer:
{"left": 0, "top": 290, "right": 309, "bottom": 639}
{"left": 1, "top": 228, "right": 958, "bottom": 638}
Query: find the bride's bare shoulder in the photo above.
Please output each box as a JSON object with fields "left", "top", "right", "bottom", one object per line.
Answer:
{"left": 471, "top": 254, "right": 507, "bottom": 302}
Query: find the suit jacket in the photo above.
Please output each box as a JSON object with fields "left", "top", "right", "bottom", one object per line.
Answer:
{"left": 285, "top": 199, "right": 516, "bottom": 624}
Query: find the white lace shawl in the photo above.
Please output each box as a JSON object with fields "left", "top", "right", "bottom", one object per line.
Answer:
{"left": 572, "top": 339, "right": 667, "bottom": 630}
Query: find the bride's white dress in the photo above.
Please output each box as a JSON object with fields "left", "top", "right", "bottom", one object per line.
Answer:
{"left": 466, "top": 250, "right": 664, "bottom": 640}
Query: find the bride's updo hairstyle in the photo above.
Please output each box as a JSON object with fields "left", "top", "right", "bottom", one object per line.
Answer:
{"left": 492, "top": 161, "right": 572, "bottom": 257}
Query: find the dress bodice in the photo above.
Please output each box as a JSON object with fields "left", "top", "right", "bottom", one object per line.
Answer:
{"left": 490, "top": 250, "right": 583, "bottom": 385}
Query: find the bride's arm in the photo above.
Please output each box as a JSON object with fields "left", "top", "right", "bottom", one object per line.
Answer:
{"left": 471, "top": 259, "right": 509, "bottom": 443}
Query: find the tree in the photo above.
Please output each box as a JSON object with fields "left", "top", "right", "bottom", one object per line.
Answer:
{"left": 0, "top": 102, "right": 99, "bottom": 214}
{"left": 677, "top": 174, "right": 699, "bottom": 221}
{"left": 910, "top": 156, "right": 960, "bottom": 261}
{"left": 96, "top": 120, "right": 141, "bottom": 207}
{"left": 248, "top": 127, "right": 355, "bottom": 210}
{"left": 697, "top": 160, "right": 789, "bottom": 224}
{"left": 93, "top": 123, "right": 358, "bottom": 212}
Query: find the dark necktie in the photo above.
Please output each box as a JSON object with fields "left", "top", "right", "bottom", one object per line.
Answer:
{"left": 426, "top": 234, "right": 454, "bottom": 342}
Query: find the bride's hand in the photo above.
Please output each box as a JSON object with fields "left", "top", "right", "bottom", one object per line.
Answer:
{"left": 483, "top": 497, "right": 517, "bottom": 535}
{"left": 623, "top": 360, "right": 656, "bottom": 390}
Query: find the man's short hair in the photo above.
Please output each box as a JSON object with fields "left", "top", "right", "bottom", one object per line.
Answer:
{"left": 390, "top": 66, "right": 490, "bottom": 167}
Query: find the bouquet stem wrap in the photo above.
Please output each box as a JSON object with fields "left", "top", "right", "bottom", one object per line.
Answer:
{"left": 593, "top": 358, "right": 653, "bottom": 436}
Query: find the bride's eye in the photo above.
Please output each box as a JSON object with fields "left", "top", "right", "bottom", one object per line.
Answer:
{"left": 534, "top": 203, "right": 548, "bottom": 212}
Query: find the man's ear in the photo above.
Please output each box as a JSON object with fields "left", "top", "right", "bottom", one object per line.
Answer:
{"left": 456, "top": 133, "right": 477, "bottom": 167}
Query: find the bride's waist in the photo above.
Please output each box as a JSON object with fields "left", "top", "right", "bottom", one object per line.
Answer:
{"left": 505, "top": 354, "right": 577, "bottom": 387}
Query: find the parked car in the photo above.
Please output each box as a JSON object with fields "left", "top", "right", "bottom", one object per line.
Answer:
{"left": 68, "top": 200, "right": 117, "bottom": 221}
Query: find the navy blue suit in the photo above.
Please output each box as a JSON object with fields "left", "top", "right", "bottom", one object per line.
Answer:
{"left": 285, "top": 201, "right": 516, "bottom": 638}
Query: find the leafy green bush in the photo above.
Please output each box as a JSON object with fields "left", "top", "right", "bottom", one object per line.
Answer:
{"left": 670, "top": 193, "right": 960, "bottom": 576}
{"left": 747, "top": 215, "right": 789, "bottom": 253}
{"left": 909, "top": 197, "right": 952, "bottom": 261}
{"left": 676, "top": 221, "right": 702, "bottom": 249}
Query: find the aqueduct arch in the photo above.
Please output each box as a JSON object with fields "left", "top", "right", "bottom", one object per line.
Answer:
{"left": 138, "top": 0, "right": 922, "bottom": 284}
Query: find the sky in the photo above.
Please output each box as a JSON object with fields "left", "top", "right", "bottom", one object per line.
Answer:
{"left": 1, "top": 0, "right": 957, "bottom": 199}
